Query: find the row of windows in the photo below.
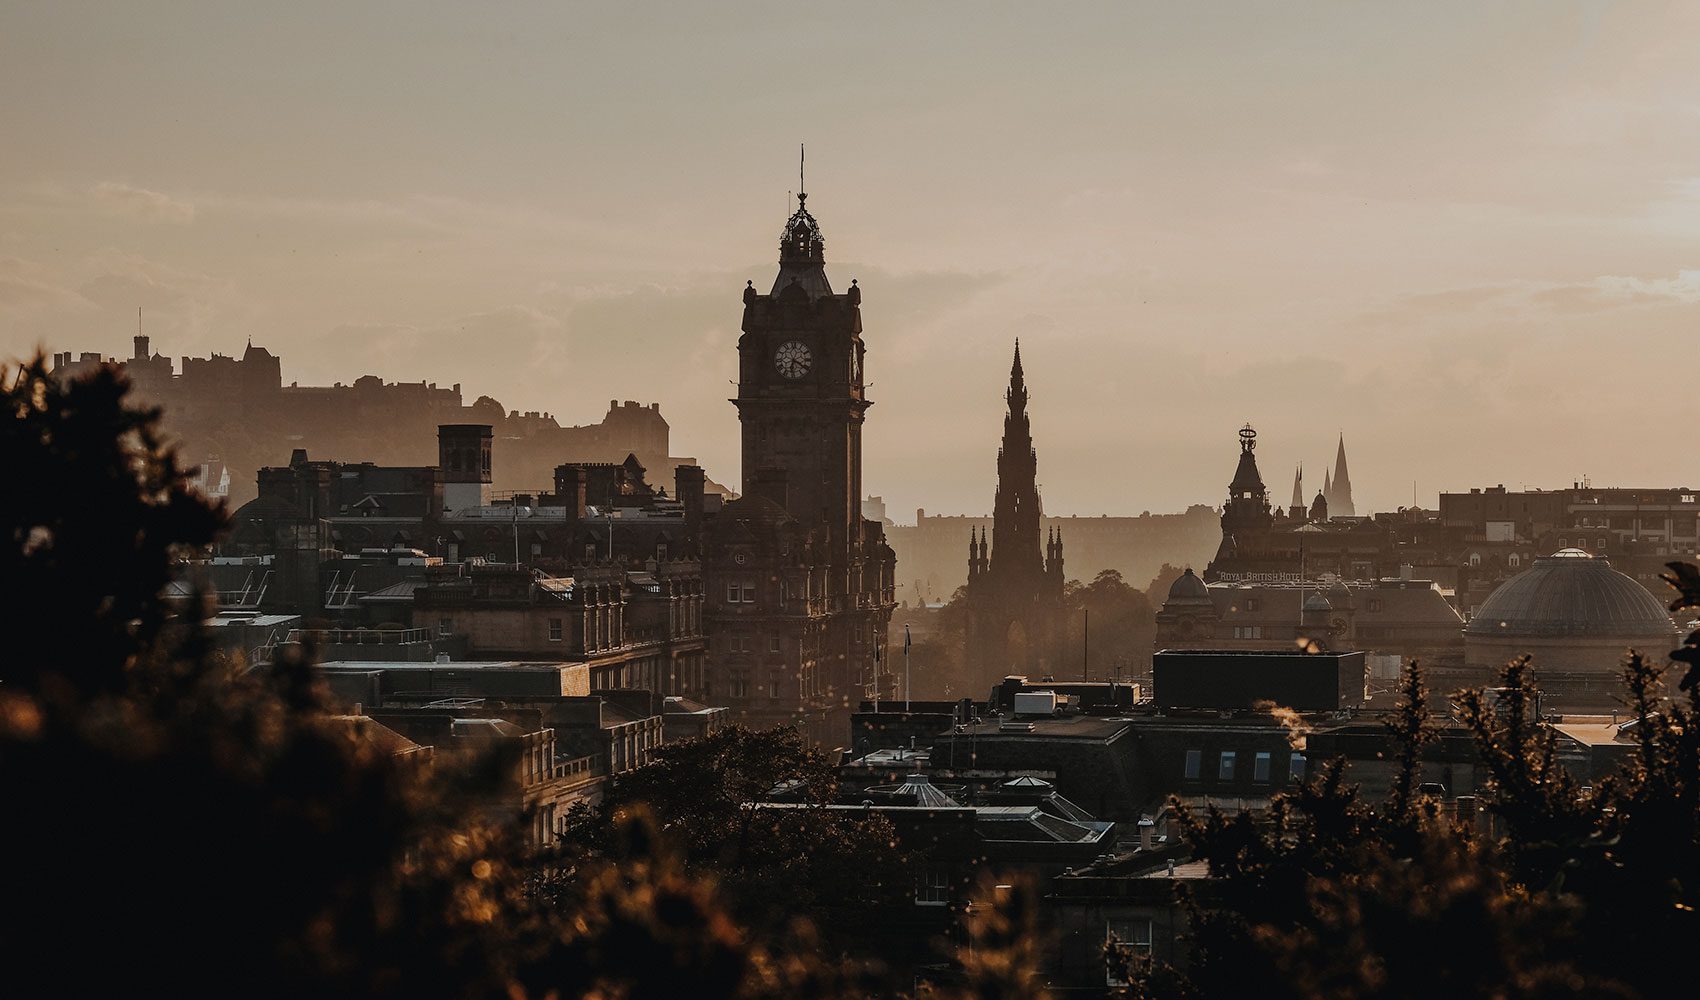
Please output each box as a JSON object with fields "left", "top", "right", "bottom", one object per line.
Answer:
{"left": 1183, "top": 749, "right": 1304, "bottom": 783}
{"left": 723, "top": 671, "right": 788, "bottom": 700}
{"left": 725, "top": 582, "right": 759, "bottom": 603}
{"left": 717, "top": 634, "right": 784, "bottom": 654}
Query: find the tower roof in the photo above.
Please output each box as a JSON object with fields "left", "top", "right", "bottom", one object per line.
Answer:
{"left": 1229, "top": 424, "right": 1265, "bottom": 497}
{"left": 771, "top": 191, "right": 833, "bottom": 299}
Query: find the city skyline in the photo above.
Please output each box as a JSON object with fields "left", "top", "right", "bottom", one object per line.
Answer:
{"left": 5, "top": 3, "right": 1699, "bottom": 516}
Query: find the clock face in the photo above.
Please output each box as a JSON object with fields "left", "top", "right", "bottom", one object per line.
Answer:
{"left": 775, "top": 340, "right": 812, "bottom": 379}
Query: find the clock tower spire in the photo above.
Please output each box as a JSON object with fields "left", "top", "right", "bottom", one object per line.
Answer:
{"left": 710, "top": 174, "right": 895, "bottom": 737}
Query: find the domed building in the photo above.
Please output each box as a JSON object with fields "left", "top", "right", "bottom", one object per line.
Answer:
{"left": 1463, "top": 549, "right": 1678, "bottom": 707}
{"left": 1154, "top": 568, "right": 1219, "bottom": 645}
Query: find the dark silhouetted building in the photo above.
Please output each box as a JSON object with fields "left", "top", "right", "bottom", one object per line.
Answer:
{"left": 700, "top": 188, "right": 897, "bottom": 740}
{"left": 962, "top": 342, "right": 1066, "bottom": 685}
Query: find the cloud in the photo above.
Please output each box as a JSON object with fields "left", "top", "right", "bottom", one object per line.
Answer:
{"left": 89, "top": 182, "right": 196, "bottom": 224}
{"left": 1592, "top": 269, "right": 1700, "bottom": 304}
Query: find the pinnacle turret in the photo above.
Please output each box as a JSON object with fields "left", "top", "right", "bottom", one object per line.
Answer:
{"left": 1330, "top": 433, "right": 1356, "bottom": 517}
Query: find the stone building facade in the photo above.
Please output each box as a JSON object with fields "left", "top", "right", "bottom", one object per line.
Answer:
{"left": 701, "top": 189, "right": 897, "bottom": 740}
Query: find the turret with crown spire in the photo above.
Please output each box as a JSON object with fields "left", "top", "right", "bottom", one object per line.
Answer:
{"left": 1206, "top": 423, "right": 1276, "bottom": 581}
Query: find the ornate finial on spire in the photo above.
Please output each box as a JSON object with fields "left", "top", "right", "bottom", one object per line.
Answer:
{"left": 1239, "top": 423, "right": 1257, "bottom": 453}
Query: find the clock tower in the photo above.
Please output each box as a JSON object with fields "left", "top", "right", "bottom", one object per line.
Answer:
{"left": 703, "top": 185, "right": 896, "bottom": 739}
{"left": 734, "top": 190, "right": 868, "bottom": 556}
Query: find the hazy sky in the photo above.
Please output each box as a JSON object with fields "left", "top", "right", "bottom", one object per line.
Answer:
{"left": 5, "top": 2, "right": 1699, "bottom": 519}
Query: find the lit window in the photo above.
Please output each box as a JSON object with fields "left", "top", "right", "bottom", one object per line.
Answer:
{"left": 1184, "top": 749, "right": 1202, "bottom": 780}
{"left": 1219, "top": 751, "right": 1236, "bottom": 781}
{"left": 1254, "top": 752, "right": 1271, "bottom": 782}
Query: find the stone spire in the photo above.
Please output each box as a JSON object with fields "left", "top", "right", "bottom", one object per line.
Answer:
{"left": 1289, "top": 463, "right": 1305, "bottom": 515}
{"left": 988, "top": 340, "right": 1044, "bottom": 583}
{"left": 1331, "top": 433, "right": 1356, "bottom": 517}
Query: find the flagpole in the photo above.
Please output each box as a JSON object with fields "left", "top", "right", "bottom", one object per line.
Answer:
{"left": 904, "top": 622, "right": 912, "bottom": 712}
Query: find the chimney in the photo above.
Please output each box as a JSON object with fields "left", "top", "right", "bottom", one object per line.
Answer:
{"left": 747, "top": 467, "right": 788, "bottom": 509}
{"left": 553, "top": 464, "right": 588, "bottom": 520}
{"left": 438, "top": 424, "right": 493, "bottom": 511}
{"left": 676, "top": 464, "right": 705, "bottom": 534}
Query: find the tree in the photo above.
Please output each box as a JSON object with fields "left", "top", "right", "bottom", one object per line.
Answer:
{"left": 1142, "top": 563, "right": 1187, "bottom": 604}
{"left": 1128, "top": 630, "right": 1700, "bottom": 998}
{"left": 3, "top": 357, "right": 990, "bottom": 999}
{"left": 1062, "top": 569, "right": 1157, "bottom": 680}
{"left": 1, "top": 357, "right": 223, "bottom": 697}
{"left": 561, "top": 725, "right": 916, "bottom": 953}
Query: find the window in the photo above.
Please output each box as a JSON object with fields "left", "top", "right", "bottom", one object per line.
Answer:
{"left": 769, "top": 634, "right": 781, "bottom": 653}
{"left": 1106, "top": 918, "right": 1153, "bottom": 985}
{"left": 1254, "top": 751, "right": 1271, "bottom": 782}
{"left": 1219, "top": 751, "right": 1236, "bottom": 781}
{"left": 1597, "top": 537, "right": 1607, "bottom": 549}
{"left": 1469, "top": 553, "right": 1482, "bottom": 567}
{"left": 548, "top": 618, "right": 563, "bottom": 642}
{"left": 1506, "top": 554, "right": 1520, "bottom": 568}
{"left": 769, "top": 671, "right": 784, "bottom": 699}
{"left": 916, "top": 866, "right": 950, "bottom": 906}
{"left": 728, "top": 672, "right": 749, "bottom": 699}
{"left": 1245, "top": 597, "right": 1259, "bottom": 612}
{"left": 742, "top": 584, "right": 758, "bottom": 603}
{"left": 1368, "top": 598, "right": 1384, "bottom": 612}
{"left": 1289, "top": 753, "right": 1307, "bottom": 781}
{"left": 1183, "top": 749, "right": 1202, "bottom": 780}
{"left": 726, "top": 582, "right": 741, "bottom": 603}
{"left": 437, "top": 617, "right": 454, "bottom": 638}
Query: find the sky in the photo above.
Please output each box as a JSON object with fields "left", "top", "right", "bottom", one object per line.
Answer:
{"left": 4, "top": 2, "right": 1699, "bottom": 521}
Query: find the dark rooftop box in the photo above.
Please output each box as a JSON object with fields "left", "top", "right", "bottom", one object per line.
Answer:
{"left": 1153, "top": 649, "right": 1366, "bottom": 712}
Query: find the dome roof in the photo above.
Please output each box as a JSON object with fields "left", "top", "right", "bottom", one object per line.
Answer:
{"left": 1325, "top": 579, "right": 1354, "bottom": 608}
{"left": 1302, "top": 593, "right": 1333, "bottom": 612}
{"left": 1465, "top": 550, "right": 1677, "bottom": 640}
{"left": 1166, "top": 567, "right": 1212, "bottom": 605}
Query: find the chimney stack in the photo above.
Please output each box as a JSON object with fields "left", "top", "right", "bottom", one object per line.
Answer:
{"left": 553, "top": 464, "right": 589, "bottom": 521}
{"left": 438, "top": 424, "right": 493, "bottom": 512}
